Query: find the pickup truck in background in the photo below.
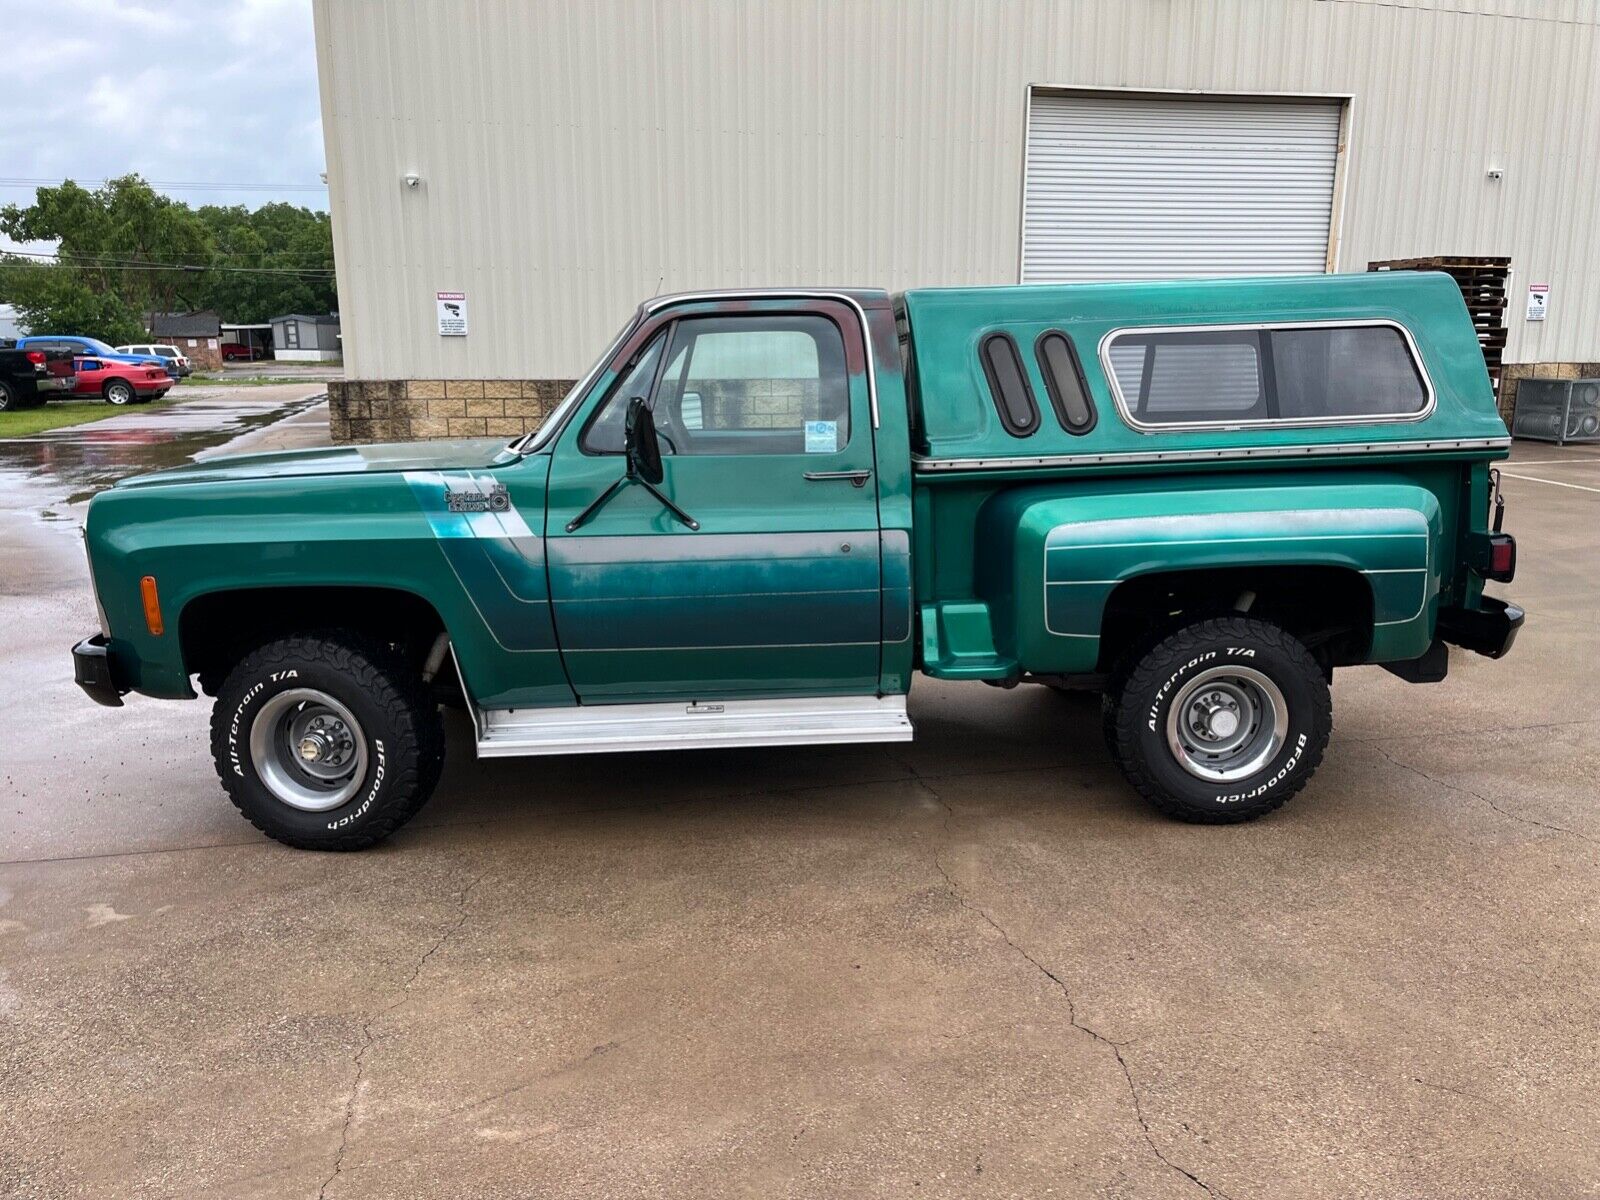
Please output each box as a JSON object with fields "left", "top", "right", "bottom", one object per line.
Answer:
{"left": 73, "top": 272, "right": 1522, "bottom": 850}
{"left": 0, "top": 340, "right": 76, "bottom": 411}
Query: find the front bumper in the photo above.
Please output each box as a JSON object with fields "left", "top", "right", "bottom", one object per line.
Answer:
{"left": 73, "top": 635, "right": 126, "bottom": 707}
{"left": 1437, "top": 596, "right": 1525, "bottom": 659}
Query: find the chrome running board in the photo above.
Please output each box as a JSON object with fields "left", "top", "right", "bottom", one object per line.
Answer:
{"left": 475, "top": 695, "right": 913, "bottom": 758}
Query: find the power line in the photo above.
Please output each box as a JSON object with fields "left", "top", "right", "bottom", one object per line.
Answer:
{"left": 0, "top": 177, "right": 326, "bottom": 193}
{"left": 2, "top": 249, "right": 335, "bottom": 277}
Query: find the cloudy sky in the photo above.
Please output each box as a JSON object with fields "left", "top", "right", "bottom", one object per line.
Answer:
{"left": 1, "top": 0, "right": 325, "bottom": 249}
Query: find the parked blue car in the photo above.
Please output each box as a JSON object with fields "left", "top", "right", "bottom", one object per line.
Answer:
{"left": 12, "top": 336, "right": 164, "bottom": 370}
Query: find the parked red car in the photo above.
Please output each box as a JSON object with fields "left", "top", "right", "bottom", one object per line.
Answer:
{"left": 70, "top": 356, "right": 172, "bottom": 405}
{"left": 220, "top": 342, "right": 263, "bottom": 362}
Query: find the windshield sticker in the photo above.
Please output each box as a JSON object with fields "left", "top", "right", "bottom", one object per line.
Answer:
{"left": 804, "top": 420, "right": 839, "bottom": 454}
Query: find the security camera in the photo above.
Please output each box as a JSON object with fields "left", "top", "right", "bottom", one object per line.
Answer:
{"left": 403, "top": 173, "right": 421, "bottom": 189}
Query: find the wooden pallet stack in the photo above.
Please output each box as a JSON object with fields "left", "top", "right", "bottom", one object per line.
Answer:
{"left": 1367, "top": 256, "right": 1510, "bottom": 398}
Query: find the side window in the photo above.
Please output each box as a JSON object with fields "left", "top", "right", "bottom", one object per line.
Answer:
{"left": 1035, "top": 331, "right": 1096, "bottom": 434}
{"left": 1105, "top": 323, "right": 1429, "bottom": 428}
{"left": 1270, "top": 326, "right": 1427, "bottom": 419}
{"left": 583, "top": 314, "right": 851, "bottom": 457}
{"left": 1107, "top": 330, "right": 1265, "bottom": 423}
{"left": 979, "top": 332, "right": 1039, "bottom": 436}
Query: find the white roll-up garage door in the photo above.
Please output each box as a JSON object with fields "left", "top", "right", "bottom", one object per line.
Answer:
{"left": 1021, "top": 92, "right": 1344, "bottom": 282}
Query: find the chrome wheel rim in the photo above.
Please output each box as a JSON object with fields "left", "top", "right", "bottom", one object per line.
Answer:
{"left": 1165, "top": 665, "right": 1288, "bottom": 782}
{"left": 249, "top": 688, "right": 369, "bottom": 811}
{"left": 108, "top": 383, "right": 131, "bottom": 404}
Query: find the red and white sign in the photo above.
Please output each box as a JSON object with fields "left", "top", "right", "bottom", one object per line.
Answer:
{"left": 1526, "top": 283, "right": 1549, "bottom": 322}
{"left": 436, "top": 291, "right": 468, "bottom": 336}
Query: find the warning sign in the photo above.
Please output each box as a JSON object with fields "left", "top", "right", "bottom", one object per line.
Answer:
{"left": 1526, "top": 283, "right": 1549, "bottom": 322}
{"left": 436, "top": 291, "right": 468, "bottom": 336}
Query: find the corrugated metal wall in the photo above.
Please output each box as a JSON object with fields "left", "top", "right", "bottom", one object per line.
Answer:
{"left": 313, "top": 0, "right": 1600, "bottom": 380}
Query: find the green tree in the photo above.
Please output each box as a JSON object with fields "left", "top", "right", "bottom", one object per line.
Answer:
{"left": 0, "top": 176, "right": 214, "bottom": 329}
{"left": 0, "top": 257, "right": 145, "bottom": 344}
{"left": 192, "top": 202, "right": 337, "bottom": 321}
{"left": 0, "top": 176, "right": 338, "bottom": 336}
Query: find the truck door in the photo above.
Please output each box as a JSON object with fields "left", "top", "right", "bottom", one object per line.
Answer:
{"left": 545, "top": 299, "right": 882, "bottom": 701}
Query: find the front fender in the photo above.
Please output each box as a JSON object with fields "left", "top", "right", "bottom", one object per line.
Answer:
{"left": 978, "top": 476, "right": 1443, "bottom": 674}
{"left": 85, "top": 459, "right": 570, "bottom": 707}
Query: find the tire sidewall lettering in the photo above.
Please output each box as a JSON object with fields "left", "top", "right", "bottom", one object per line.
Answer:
{"left": 225, "top": 667, "right": 385, "bottom": 831}
{"left": 327, "top": 739, "right": 386, "bottom": 831}
{"left": 1212, "top": 732, "right": 1308, "bottom": 805}
{"left": 1140, "top": 640, "right": 1310, "bottom": 802}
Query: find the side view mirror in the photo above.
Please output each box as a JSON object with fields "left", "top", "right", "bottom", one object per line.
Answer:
{"left": 625, "top": 396, "right": 664, "bottom": 485}
{"left": 566, "top": 396, "right": 697, "bottom": 533}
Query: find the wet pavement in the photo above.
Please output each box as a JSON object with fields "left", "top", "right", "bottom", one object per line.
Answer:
{"left": 0, "top": 384, "right": 330, "bottom": 506}
{"left": 0, "top": 417, "right": 1597, "bottom": 1199}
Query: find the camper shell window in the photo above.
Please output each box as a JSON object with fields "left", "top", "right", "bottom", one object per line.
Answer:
{"left": 1101, "top": 320, "right": 1432, "bottom": 431}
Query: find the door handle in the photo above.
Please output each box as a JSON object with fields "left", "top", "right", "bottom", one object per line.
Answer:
{"left": 803, "top": 469, "right": 871, "bottom": 488}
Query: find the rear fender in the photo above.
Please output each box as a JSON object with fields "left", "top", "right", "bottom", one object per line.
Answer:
{"left": 977, "top": 479, "right": 1443, "bottom": 674}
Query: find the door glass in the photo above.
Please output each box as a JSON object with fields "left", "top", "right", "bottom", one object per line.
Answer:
{"left": 660, "top": 315, "right": 848, "bottom": 456}
{"left": 580, "top": 329, "right": 668, "bottom": 454}
{"left": 582, "top": 315, "right": 850, "bottom": 457}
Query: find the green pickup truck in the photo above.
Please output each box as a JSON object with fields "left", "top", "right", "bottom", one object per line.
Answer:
{"left": 74, "top": 272, "right": 1522, "bottom": 849}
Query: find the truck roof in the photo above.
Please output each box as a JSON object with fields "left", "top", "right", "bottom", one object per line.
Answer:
{"left": 897, "top": 271, "right": 1508, "bottom": 470}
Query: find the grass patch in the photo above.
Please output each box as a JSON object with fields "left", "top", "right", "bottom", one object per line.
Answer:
{"left": 180, "top": 373, "right": 316, "bottom": 387}
{"left": 0, "top": 397, "right": 174, "bottom": 438}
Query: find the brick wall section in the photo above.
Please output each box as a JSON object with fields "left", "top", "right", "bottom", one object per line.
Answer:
{"left": 1497, "top": 362, "right": 1600, "bottom": 427}
{"left": 327, "top": 379, "right": 576, "bottom": 443}
{"left": 175, "top": 339, "right": 223, "bottom": 371}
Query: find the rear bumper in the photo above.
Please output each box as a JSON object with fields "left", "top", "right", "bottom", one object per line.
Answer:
{"left": 72, "top": 635, "right": 127, "bottom": 707}
{"left": 1437, "top": 597, "right": 1524, "bottom": 659}
{"left": 36, "top": 376, "right": 74, "bottom": 393}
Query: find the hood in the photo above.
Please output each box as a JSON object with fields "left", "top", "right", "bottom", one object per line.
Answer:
{"left": 115, "top": 437, "right": 519, "bottom": 489}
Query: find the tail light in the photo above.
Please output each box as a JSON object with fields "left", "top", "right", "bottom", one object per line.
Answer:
{"left": 1484, "top": 533, "right": 1517, "bottom": 583}
{"left": 25, "top": 350, "right": 45, "bottom": 366}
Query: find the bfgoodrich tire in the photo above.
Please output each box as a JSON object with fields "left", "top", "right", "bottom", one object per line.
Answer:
{"left": 210, "top": 633, "right": 444, "bottom": 850}
{"left": 1105, "top": 617, "right": 1331, "bottom": 824}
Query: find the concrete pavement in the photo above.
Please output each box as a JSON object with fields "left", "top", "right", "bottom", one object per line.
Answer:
{"left": 0, "top": 404, "right": 1596, "bottom": 1199}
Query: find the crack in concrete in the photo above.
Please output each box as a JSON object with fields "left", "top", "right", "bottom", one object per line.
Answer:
{"left": 915, "top": 773, "right": 1229, "bottom": 1200}
{"left": 1370, "top": 743, "right": 1597, "bottom": 848}
{"left": 318, "top": 870, "right": 486, "bottom": 1200}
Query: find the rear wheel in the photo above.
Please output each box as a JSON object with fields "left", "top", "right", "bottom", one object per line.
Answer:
{"left": 104, "top": 380, "right": 135, "bottom": 406}
{"left": 0, "top": 381, "right": 25, "bottom": 412}
{"left": 210, "top": 632, "right": 445, "bottom": 850}
{"left": 1104, "top": 616, "right": 1331, "bottom": 824}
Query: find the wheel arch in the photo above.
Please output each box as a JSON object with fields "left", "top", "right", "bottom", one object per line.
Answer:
{"left": 179, "top": 583, "right": 449, "bottom": 695}
{"left": 1095, "top": 563, "right": 1376, "bottom": 673}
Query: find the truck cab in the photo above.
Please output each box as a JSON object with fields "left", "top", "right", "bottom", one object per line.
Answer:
{"left": 74, "top": 273, "right": 1521, "bottom": 849}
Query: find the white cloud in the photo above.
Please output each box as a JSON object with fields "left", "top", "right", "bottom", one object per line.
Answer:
{"left": 0, "top": 0, "right": 326, "bottom": 216}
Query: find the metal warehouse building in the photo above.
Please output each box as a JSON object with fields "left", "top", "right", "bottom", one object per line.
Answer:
{"left": 312, "top": 0, "right": 1600, "bottom": 442}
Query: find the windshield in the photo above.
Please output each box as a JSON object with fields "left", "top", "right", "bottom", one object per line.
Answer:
{"left": 509, "top": 311, "right": 640, "bottom": 454}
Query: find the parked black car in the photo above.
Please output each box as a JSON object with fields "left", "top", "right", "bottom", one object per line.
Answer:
{"left": 0, "top": 340, "right": 76, "bottom": 411}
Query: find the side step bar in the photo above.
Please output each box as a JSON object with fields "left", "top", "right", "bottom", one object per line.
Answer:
{"left": 475, "top": 695, "right": 913, "bottom": 758}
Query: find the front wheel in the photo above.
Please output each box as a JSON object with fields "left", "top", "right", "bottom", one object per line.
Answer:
{"left": 210, "top": 633, "right": 445, "bottom": 850}
{"left": 1104, "top": 616, "right": 1331, "bottom": 824}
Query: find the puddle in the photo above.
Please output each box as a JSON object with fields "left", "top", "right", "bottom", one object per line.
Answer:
{"left": 0, "top": 389, "right": 328, "bottom": 516}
